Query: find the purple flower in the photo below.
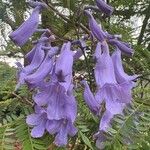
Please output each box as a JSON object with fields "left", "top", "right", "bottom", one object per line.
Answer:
{"left": 94, "top": 41, "right": 116, "bottom": 87}
{"left": 109, "top": 39, "right": 134, "bottom": 56}
{"left": 84, "top": 10, "right": 106, "bottom": 42}
{"left": 27, "top": 83, "right": 77, "bottom": 146}
{"left": 96, "top": 0, "right": 114, "bottom": 16}
{"left": 94, "top": 42, "right": 132, "bottom": 103}
{"left": 25, "top": 46, "right": 59, "bottom": 87}
{"left": 26, "top": 105, "right": 47, "bottom": 138}
{"left": 111, "top": 49, "right": 138, "bottom": 84}
{"left": 9, "top": 2, "right": 47, "bottom": 46}
{"left": 81, "top": 80, "right": 100, "bottom": 115}
{"left": 55, "top": 42, "right": 73, "bottom": 83}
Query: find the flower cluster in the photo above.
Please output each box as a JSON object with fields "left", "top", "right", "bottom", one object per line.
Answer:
{"left": 82, "top": 0, "right": 138, "bottom": 148}
{"left": 9, "top": 0, "right": 138, "bottom": 148}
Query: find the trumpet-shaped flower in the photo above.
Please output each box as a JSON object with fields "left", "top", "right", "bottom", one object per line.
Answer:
{"left": 55, "top": 42, "right": 73, "bottom": 83}
{"left": 84, "top": 10, "right": 106, "bottom": 42}
{"left": 111, "top": 49, "right": 138, "bottom": 84}
{"left": 9, "top": 2, "right": 47, "bottom": 46}
{"left": 96, "top": 0, "right": 114, "bottom": 16}
{"left": 109, "top": 39, "right": 134, "bottom": 56}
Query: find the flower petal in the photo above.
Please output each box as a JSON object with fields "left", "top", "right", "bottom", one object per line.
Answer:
{"left": 109, "top": 39, "right": 134, "bottom": 56}
{"left": 55, "top": 42, "right": 73, "bottom": 82}
{"left": 96, "top": 0, "right": 114, "bottom": 16}
{"left": 9, "top": 7, "right": 40, "bottom": 46}
{"left": 82, "top": 80, "right": 99, "bottom": 115}
{"left": 94, "top": 42, "right": 116, "bottom": 87}
{"left": 84, "top": 10, "right": 106, "bottom": 42}
{"left": 31, "top": 120, "right": 46, "bottom": 138}
{"left": 26, "top": 114, "right": 41, "bottom": 126}
{"left": 112, "top": 50, "right": 138, "bottom": 83}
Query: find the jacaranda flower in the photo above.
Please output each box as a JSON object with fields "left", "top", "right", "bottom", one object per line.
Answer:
{"left": 94, "top": 42, "right": 132, "bottom": 103}
{"left": 96, "top": 0, "right": 114, "bottom": 16}
{"left": 84, "top": 10, "right": 106, "bottom": 42}
{"left": 55, "top": 42, "right": 73, "bottom": 83}
{"left": 25, "top": 46, "right": 59, "bottom": 87}
{"left": 16, "top": 36, "right": 48, "bottom": 89}
{"left": 109, "top": 39, "right": 134, "bottom": 56}
{"left": 9, "top": 2, "right": 47, "bottom": 46}
{"left": 111, "top": 49, "right": 138, "bottom": 84}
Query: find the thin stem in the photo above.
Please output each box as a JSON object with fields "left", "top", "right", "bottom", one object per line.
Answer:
{"left": 41, "top": 0, "right": 90, "bottom": 34}
{"left": 12, "top": 92, "right": 33, "bottom": 106}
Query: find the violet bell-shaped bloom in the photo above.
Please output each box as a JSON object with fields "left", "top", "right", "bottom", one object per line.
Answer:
{"left": 16, "top": 38, "right": 48, "bottom": 89}
{"left": 94, "top": 41, "right": 132, "bottom": 103}
{"left": 96, "top": 0, "right": 114, "bottom": 16}
{"left": 25, "top": 47, "right": 59, "bottom": 87}
{"left": 9, "top": 3, "right": 46, "bottom": 46}
{"left": 84, "top": 10, "right": 106, "bottom": 42}
{"left": 55, "top": 42, "right": 74, "bottom": 82}
{"left": 111, "top": 49, "right": 138, "bottom": 84}
{"left": 109, "top": 39, "right": 134, "bottom": 56}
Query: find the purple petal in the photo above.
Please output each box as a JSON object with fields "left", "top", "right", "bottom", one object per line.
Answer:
{"left": 25, "top": 51, "right": 53, "bottom": 85}
{"left": 96, "top": 82, "right": 132, "bottom": 103}
{"left": 82, "top": 80, "right": 99, "bottom": 115}
{"left": 67, "top": 121, "right": 77, "bottom": 136}
{"left": 26, "top": 114, "right": 41, "bottom": 126}
{"left": 47, "top": 85, "right": 66, "bottom": 120}
{"left": 31, "top": 120, "right": 46, "bottom": 138}
{"left": 96, "top": 0, "right": 114, "bottom": 16}
{"left": 84, "top": 10, "right": 106, "bottom": 42}
{"left": 46, "top": 120, "right": 61, "bottom": 134}
{"left": 55, "top": 42, "right": 73, "bottom": 82}
{"left": 65, "top": 94, "right": 77, "bottom": 122}
{"left": 112, "top": 50, "right": 138, "bottom": 84}
{"left": 93, "top": 42, "right": 102, "bottom": 60}
{"left": 54, "top": 123, "right": 68, "bottom": 147}
{"left": 25, "top": 46, "right": 36, "bottom": 63}
{"left": 99, "top": 100, "right": 125, "bottom": 131}
{"left": 94, "top": 42, "right": 116, "bottom": 87}
{"left": 99, "top": 110, "right": 113, "bottom": 131}
{"left": 9, "top": 7, "right": 40, "bottom": 46}
{"left": 109, "top": 39, "right": 134, "bottom": 56}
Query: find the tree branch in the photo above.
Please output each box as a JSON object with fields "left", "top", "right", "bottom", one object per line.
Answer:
{"left": 137, "top": 3, "right": 150, "bottom": 45}
{"left": 41, "top": 0, "right": 90, "bottom": 34}
{"left": 11, "top": 92, "right": 33, "bottom": 106}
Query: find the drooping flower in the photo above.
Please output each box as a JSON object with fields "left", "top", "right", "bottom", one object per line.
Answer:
{"left": 111, "top": 49, "right": 138, "bottom": 84}
{"left": 55, "top": 42, "right": 74, "bottom": 83}
{"left": 28, "top": 82, "right": 77, "bottom": 146}
{"left": 94, "top": 42, "right": 132, "bottom": 103}
{"left": 25, "top": 46, "right": 59, "bottom": 87}
{"left": 96, "top": 0, "right": 114, "bottom": 16}
{"left": 9, "top": 2, "right": 47, "bottom": 46}
{"left": 84, "top": 10, "right": 106, "bottom": 42}
{"left": 16, "top": 37, "right": 49, "bottom": 89}
{"left": 108, "top": 39, "right": 134, "bottom": 56}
